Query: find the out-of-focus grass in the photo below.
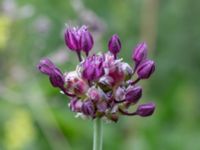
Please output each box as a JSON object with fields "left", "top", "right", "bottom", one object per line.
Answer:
{"left": 0, "top": 0, "right": 200, "bottom": 150}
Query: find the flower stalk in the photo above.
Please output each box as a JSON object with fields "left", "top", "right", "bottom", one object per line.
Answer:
{"left": 93, "top": 118, "right": 103, "bottom": 150}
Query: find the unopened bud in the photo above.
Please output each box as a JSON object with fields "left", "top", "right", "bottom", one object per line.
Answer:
{"left": 136, "top": 102, "right": 155, "bottom": 117}
{"left": 132, "top": 42, "right": 147, "bottom": 65}
{"left": 49, "top": 68, "right": 65, "bottom": 88}
{"left": 80, "top": 29, "right": 94, "bottom": 56}
{"left": 115, "top": 87, "right": 126, "bottom": 101}
{"left": 125, "top": 86, "right": 142, "bottom": 104}
{"left": 121, "top": 62, "right": 133, "bottom": 80}
{"left": 108, "top": 34, "right": 121, "bottom": 57}
{"left": 82, "top": 100, "right": 95, "bottom": 116}
{"left": 37, "top": 58, "right": 56, "bottom": 75}
{"left": 69, "top": 98, "right": 83, "bottom": 112}
{"left": 37, "top": 58, "right": 64, "bottom": 89}
{"left": 137, "top": 60, "right": 155, "bottom": 79}
{"left": 64, "top": 27, "right": 80, "bottom": 51}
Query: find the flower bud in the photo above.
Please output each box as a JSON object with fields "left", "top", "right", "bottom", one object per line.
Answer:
{"left": 80, "top": 29, "right": 94, "bottom": 56}
{"left": 37, "top": 58, "right": 64, "bottom": 89}
{"left": 73, "top": 80, "right": 88, "bottom": 96}
{"left": 64, "top": 27, "right": 80, "bottom": 51}
{"left": 132, "top": 42, "right": 147, "bottom": 65}
{"left": 108, "top": 67, "right": 125, "bottom": 87}
{"left": 37, "top": 58, "right": 56, "bottom": 75}
{"left": 49, "top": 68, "right": 65, "bottom": 88}
{"left": 69, "top": 98, "right": 83, "bottom": 112}
{"left": 125, "top": 86, "right": 142, "bottom": 104}
{"left": 108, "top": 34, "right": 121, "bottom": 57}
{"left": 136, "top": 102, "right": 155, "bottom": 117}
{"left": 114, "top": 87, "right": 126, "bottom": 102}
{"left": 82, "top": 55, "right": 104, "bottom": 81}
{"left": 82, "top": 100, "right": 95, "bottom": 116}
{"left": 87, "top": 87, "right": 102, "bottom": 102}
{"left": 137, "top": 60, "right": 155, "bottom": 79}
{"left": 121, "top": 62, "right": 133, "bottom": 80}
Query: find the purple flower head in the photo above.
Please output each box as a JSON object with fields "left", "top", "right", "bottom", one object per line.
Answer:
{"left": 137, "top": 60, "right": 155, "bottom": 79}
{"left": 108, "top": 34, "right": 121, "bottom": 58}
{"left": 80, "top": 28, "right": 94, "bottom": 56}
{"left": 82, "top": 100, "right": 95, "bottom": 116}
{"left": 125, "top": 86, "right": 142, "bottom": 104}
{"left": 82, "top": 54, "right": 104, "bottom": 81}
{"left": 136, "top": 102, "right": 155, "bottom": 117}
{"left": 38, "top": 24, "right": 157, "bottom": 122}
{"left": 37, "top": 58, "right": 64, "bottom": 89}
{"left": 132, "top": 42, "right": 147, "bottom": 67}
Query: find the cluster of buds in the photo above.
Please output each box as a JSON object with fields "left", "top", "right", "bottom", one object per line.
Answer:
{"left": 37, "top": 25, "right": 156, "bottom": 122}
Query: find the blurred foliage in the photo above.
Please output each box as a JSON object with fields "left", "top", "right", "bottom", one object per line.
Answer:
{"left": 0, "top": 0, "right": 200, "bottom": 150}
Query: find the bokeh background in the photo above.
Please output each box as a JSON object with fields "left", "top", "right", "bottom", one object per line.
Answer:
{"left": 0, "top": 0, "right": 200, "bottom": 150}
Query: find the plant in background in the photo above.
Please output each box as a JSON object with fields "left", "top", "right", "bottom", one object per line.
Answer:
{"left": 37, "top": 25, "right": 156, "bottom": 150}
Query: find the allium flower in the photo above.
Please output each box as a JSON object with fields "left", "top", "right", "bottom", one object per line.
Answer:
{"left": 37, "top": 24, "right": 156, "bottom": 122}
{"left": 37, "top": 24, "right": 158, "bottom": 150}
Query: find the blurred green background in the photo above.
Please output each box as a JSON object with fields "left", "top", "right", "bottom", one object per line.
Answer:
{"left": 0, "top": 0, "right": 200, "bottom": 150}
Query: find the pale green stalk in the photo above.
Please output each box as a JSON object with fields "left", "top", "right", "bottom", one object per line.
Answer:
{"left": 93, "top": 118, "right": 103, "bottom": 150}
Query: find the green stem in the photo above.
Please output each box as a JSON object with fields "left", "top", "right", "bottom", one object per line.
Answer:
{"left": 93, "top": 118, "right": 103, "bottom": 150}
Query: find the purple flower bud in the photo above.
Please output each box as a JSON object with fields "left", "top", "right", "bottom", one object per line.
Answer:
{"left": 121, "top": 62, "right": 133, "bottom": 80}
{"left": 132, "top": 42, "right": 147, "bottom": 65}
{"left": 49, "top": 68, "right": 65, "bottom": 88}
{"left": 65, "top": 27, "right": 80, "bottom": 51}
{"left": 69, "top": 98, "right": 83, "bottom": 112}
{"left": 82, "top": 55, "right": 104, "bottom": 81}
{"left": 37, "top": 58, "right": 56, "bottom": 75}
{"left": 136, "top": 102, "right": 155, "bottom": 117}
{"left": 73, "top": 79, "right": 89, "bottom": 96}
{"left": 125, "top": 86, "right": 142, "bottom": 104}
{"left": 80, "top": 29, "right": 94, "bottom": 56}
{"left": 115, "top": 87, "right": 126, "bottom": 102}
{"left": 82, "top": 100, "right": 95, "bottom": 116}
{"left": 108, "top": 34, "right": 121, "bottom": 57}
{"left": 87, "top": 87, "right": 102, "bottom": 102}
{"left": 37, "top": 58, "right": 64, "bottom": 89}
{"left": 137, "top": 60, "right": 155, "bottom": 79}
